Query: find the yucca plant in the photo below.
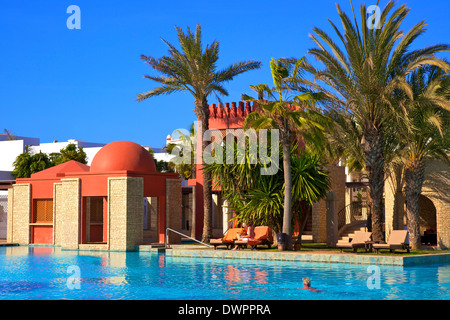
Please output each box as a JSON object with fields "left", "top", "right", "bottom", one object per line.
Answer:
{"left": 204, "top": 140, "right": 330, "bottom": 237}
{"left": 137, "top": 24, "right": 261, "bottom": 242}
{"left": 299, "top": 1, "right": 450, "bottom": 242}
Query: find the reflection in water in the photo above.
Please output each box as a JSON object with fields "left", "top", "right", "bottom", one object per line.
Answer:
{"left": 223, "top": 265, "right": 269, "bottom": 287}
{"left": 29, "top": 247, "right": 55, "bottom": 255}
{"left": 158, "top": 253, "right": 165, "bottom": 268}
{"left": 438, "top": 265, "right": 450, "bottom": 290}
{"left": 0, "top": 280, "right": 50, "bottom": 294}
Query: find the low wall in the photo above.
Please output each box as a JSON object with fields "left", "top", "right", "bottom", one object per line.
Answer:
{"left": 157, "top": 248, "right": 450, "bottom": 266}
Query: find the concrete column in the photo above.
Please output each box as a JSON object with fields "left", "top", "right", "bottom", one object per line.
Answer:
{"left": 53, "top": 183, "right": 63, "bottom": 246}
{"left": 311, "top": 201, "right": 324, "bottom": 243}
{"left": 326, "top": 191, "right": 338, "bottom": 247}
{"left": 222, "top": 199, "right": 232, "bottom": 234}
{"left": 190, "top": 185, "right": 196, "bottom": 239}
{"left": 6, "top": 188, "right": 14, "bottom": 243}
{"left": 7, "top": 184, "right": 31, "bottom": 244}
{"left": 166, "top": 178, "right": 182, "bottom": 244}
{"left": 60, "top": 178, "right": 81, "bottom": 250}
{"left": 108, "top": 177, "right": 144, "bottom": 251}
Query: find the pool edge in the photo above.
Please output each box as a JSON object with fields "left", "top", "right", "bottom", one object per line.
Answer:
{"left": 163, "top": 249, "right": 450, "bottom": 266}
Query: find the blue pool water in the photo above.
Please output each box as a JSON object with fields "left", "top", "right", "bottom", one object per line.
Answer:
{"left": 0, "top": 246, "right": 448, "bottom": 300}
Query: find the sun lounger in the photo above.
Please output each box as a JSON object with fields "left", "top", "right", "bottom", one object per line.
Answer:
{"left": 336, "top": 231, "right": 372, "bottom": 253}
{"left": 234, "top": 226, "right": 273, "bottom": 250}
{"left": 210, "top": 228, "right": 244, "bottom": 250}
{"left": 372, "top": 230, "right": 411, "bottom": 254}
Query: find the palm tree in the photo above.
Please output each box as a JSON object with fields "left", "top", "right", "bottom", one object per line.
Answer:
{"left": 397, "top": 65, "right": 450, "bottom": 249}
{"left": 136, "top": 24, "right": 261, "bottom": 242}
{"left": 299, "top": 1, "right": 450, "bottom": 242}
{"left": 242, "top": 57, "right": 327, "bottom": 250}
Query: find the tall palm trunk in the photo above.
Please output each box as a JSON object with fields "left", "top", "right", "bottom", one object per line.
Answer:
{"left": 404, "top": 158, "right": 425, "bottom": 249}
{"left": 363, "top": 127, "right": 385, "bottom": 242}
{"left": 195, "top": 98, "right": 213, "bottom": 243}
{"left": 281, "top": 140, "right": 293, "bottom": 250}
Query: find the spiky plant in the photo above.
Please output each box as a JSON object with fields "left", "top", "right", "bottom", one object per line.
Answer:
{"left": 242, "top": 57, "right": 328, "bottom": 250}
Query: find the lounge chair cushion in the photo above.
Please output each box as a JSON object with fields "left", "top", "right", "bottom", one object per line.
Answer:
{"left": 336, "top": 242, "right": 353, "bottom": 248}
{"left": 210, "top": 228, "right": 244, "bottom": 245}
{"left": 336, "top": 231, "right": 372, "bottom": 248}
{"left": 247, "top": 226, "right": 273, "bottom": 246}
{"left": 229, "top": 226, "right": 273, "bottom": 248}
{"left": 387, "top": 230, "right": 408, "bottom": 245}
{"left": 372, "top": 230, "right": 410, "bottom": 252}
{"left": 372, "top": 243, "right": 390, "bottom": 249}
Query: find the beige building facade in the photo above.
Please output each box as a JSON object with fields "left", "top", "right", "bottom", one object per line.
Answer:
{"left": 385, "top": 159, "right": 450, "bottom": 249}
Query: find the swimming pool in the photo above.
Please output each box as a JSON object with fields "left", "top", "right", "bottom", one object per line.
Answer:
{"left": 0, "top": 246, "right": 448, "bottom": 300}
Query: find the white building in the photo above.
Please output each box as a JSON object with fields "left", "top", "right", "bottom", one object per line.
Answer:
{"left": 0, "top": 134, "right": 40, "bottom": 180}
{"left": 0, "top": 134, "right": 176, "bottom": 182}
{"left": 28, "top": 139, "right": 106, "bottom": 166}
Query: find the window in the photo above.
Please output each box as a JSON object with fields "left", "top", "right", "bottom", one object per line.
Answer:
{"left": 89, "top": 197, "right": 104, "bottom": 224}
{"left": 34, "top": 199, "right": 53, "bottom": 223}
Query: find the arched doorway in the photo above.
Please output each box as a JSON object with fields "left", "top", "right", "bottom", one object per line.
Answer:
{"left": 419, "top": 195, "right": 437, "bottom": 246}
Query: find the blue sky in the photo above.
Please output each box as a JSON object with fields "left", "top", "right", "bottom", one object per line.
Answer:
{"left": 1, "top": 0, "right": 449, "bottom": 148}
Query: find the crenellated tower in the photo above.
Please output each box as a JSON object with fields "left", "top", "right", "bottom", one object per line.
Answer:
{"left": 208, "top": 101, "right": 255, "bottom": 129}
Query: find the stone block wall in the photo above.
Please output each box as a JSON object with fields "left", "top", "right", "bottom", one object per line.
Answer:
{"left": 60, "top": 178, "right": 81, "bottom": 250}
{"left": 6, "top": 188, "right": 13, "bottom": 243}
{"left": 126, "top": 177, "right": 144, "bottom": 249}
{"left": 53, "top": 183, "right": 63, "bottom": 245}
{"left": 312, "top": 200, "right": 326, "bottom": 243}
{"left": 385, "top": 159, "right": 450, "bottom": 249}
{"left": 312, "top": 165, "right": 346, "bottom": 243}
{"left": 384, "top": 168, "right": 405, "bottom": 239}
{"left": 422, "top": 160, "right": 450, "bottom": 249}
{"left": 7, "top": 184, "right": 31, "bottom": 244}
{"left": 108, "top": 177, "right": 144, "bottom": 251}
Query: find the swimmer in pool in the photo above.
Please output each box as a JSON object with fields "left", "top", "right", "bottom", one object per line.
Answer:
{"left": 302, "top": 277, "right": 322, "bottom": 293}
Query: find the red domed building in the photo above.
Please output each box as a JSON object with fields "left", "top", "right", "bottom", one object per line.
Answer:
{"left": 7, "top": 141, "right": 182, "bottom": 251}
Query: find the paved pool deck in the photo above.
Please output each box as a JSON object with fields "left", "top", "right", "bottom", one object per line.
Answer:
{"left": 138, "top": 245, "right": 450, "bottom": 267}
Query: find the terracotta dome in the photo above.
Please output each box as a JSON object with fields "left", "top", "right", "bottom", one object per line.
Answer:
{"left": 90, "top": 141, "right": 156, "bottom": 173}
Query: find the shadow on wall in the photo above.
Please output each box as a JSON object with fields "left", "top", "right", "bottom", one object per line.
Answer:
{"left": 423, "top": 160, "right": 450, "bottom": 204}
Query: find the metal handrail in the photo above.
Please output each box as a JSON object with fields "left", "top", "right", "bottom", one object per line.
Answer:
{"left": 165, "top": 228, "right": 213, "bottom": 248}
{"left": 337, "top": 201, "right": 370, "bottom": 232}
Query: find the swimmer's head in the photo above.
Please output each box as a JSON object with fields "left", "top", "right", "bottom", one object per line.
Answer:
{"left": 302, "top": 277, "right": 311, "bottom": 287}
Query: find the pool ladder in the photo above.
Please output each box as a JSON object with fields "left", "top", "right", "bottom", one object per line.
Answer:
{"left": 165, "top": 228, "right": 213, "bottom": 249}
